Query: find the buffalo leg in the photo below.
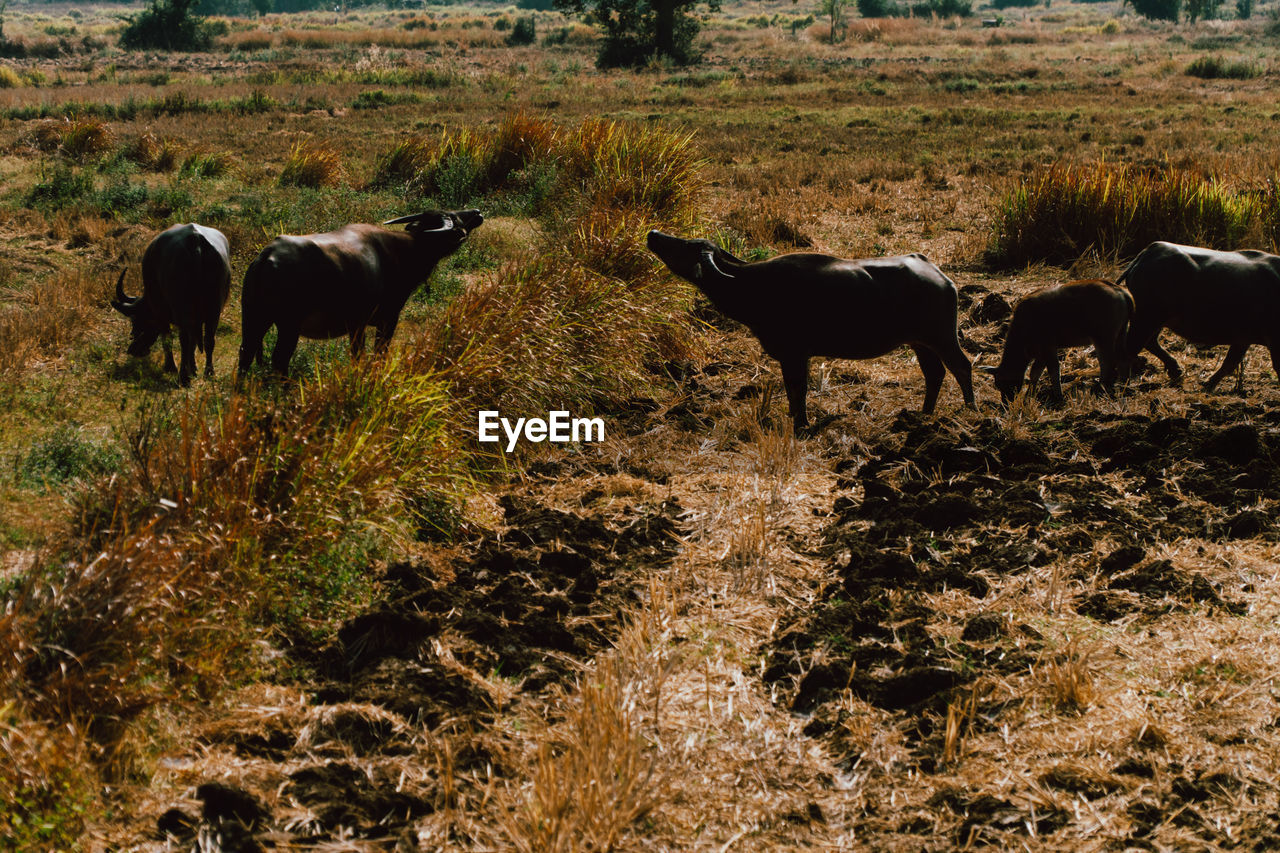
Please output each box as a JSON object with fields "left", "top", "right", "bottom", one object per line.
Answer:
{"left": 1043, "top": 350, "right": 1065, "bottom": 406}
{"left": 348, "top": 327, "right": 367, "bottom": 359}
{"left": 238, "top": 318, "right": 270, "bottom": 375}
{"left": 779, "top": 356, "right": 810, "bottom": 431}
{"left": 1095, "top": 339, "right": 1117, "bottom": 396}
{"left": 1143, "top": 339, "right": 1183, "bottom": 385}
{"left": 203, "top": 322, "right": 216, "bottom": 378}
{"left": 1127, "top": 314, "right": 1182, "bottom": 385}
{"left": 373, "top": 318, "right": 400, "bottom": 354}
{"left": 1269, "top": 346, "right": 1280, "bottom": 383}
{"left": 176, "top": 327, "right": 196, "bottom": 386}
{"left": 1204, "top": 343, "right": 1249, "bottom": 393}
{"left": 161, "top": 333, "right": 177, "bottom": 374}
{"left": 271, "top": 323, "right": 301, "bottom": 375}
{"left": 911, "top": 345, "right": 946, "bottom": 415}
{"left": 1027, "top": 359, "right": 1045, "bottom": 392}
{"left": 934, "top": 339, "right": 975, "bottom": 409}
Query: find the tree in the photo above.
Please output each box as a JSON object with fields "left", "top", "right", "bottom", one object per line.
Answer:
{"left": 119, "top": 0, "right": 215, "bottom": 50}
{"left": 1184, "top": 0, "right": 1220, "bottom": 20}
{"left": 1126, "top": 0, "right": 1180, "bottom": 20}
{"left": 819, "top": 0, "right": 847, "bottom": 42}
{"left": 554, "top": 0, "right": 720, "bottom": 68}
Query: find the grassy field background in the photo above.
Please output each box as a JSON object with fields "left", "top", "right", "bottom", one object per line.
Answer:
{"left": 3, "top": 0, "right": 1280, "bottom": 848}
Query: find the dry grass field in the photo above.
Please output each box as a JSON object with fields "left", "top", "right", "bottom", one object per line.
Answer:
{"left": 3, "top": 0, "right": 1280, "bottom": 849}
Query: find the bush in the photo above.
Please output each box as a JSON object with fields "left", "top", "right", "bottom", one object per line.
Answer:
{"left": 124, "top": 130, "right": 183, "bottom": 172}
{"left": 180, "top": 148, "right": 233, "bottom": 178}
{"left": 506, "top": 15, "right": 537, "bottom": 45}
{"left": 986, "top": 162, "right": 1261, "bottom": 268}
{"left": 1126, "top": 0, "right": 1180, "bottom": 21}
{"left": 20, "top": 425, "right": 122, "bottom": 489}
{"left": 1184, "top": 0, "right": 1220, "bottom": 20}
{"left": 1185, "top": 55, "right": 1261, "bottom": 79}
{"left": 26, "top": 164, "right": 94, "bottom": 210}
{"left": 911, "top": 0, "right": 971, "bottom": 15}
{"left": 119, "top": 0, "right": 217, "bottom": 51}
{"left": 59, "top": 118, "right": 114, "bottom": 161}
{"left": 557, "top": 0, "right": 713, "bottom": 67}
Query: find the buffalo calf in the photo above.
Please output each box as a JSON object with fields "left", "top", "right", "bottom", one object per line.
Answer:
{"left": 111, "top": 222, "right": 232, "bottom": 386}
{"left": 986, "top": 279, "right": 1133, "bottom": 404}
{"left": 238, "top": 209, "right": 483, "bottom": 376}
{"left": 646, "top": 231, "right": 975, "bottom": 431}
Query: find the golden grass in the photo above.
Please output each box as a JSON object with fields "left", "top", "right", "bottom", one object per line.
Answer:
{"left": 0, "top": 267, "right": 105, "bottom": 372}
{"left": 278, "top": 140, "right": 343, "bottom": 188}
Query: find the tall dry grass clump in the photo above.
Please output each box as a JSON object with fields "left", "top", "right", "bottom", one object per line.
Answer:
{"left": 564, "top": 119, "right": 704, "bottom": 220}
{"left": 986, "top": 161, "right": 1268, "bottom": 267}
{"left": 0, "top": 267, "right": 106, "bottom": 372}
{"left": 0, "top": 357, "right": 465, "bottom": 814}
{"left": 505, "top": 659, "right": 661, "bottom": 852}
{"left": 370, "top": 114, "right": 703, "bottom": 224}
{"left": 278, "top": 140, "right": 343, "bottom": 188}
{"left": 408, "top": 115, "right": 705, "bottom": 417}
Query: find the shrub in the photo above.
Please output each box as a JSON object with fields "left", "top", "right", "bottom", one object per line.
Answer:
{"left": 59, "top": 118, "right": 114, "bottom": 161}
{"left": 369, "top": 135, "right": 433, "bottom": 189}
{"left": 119, "top": 0, "right": 216, "bottom": 51}
{"left": 0, "top": 65, "right": 20, "bottom": 88}
{"left": 1185, "top": 55, "right": 1261, "bottom": 79}
{"left": 858, "top": 0, "right": 904, "bottom": 16}
{"left": 26, "top": 164, "right": 94, "bottom": 210}
{"left": 986, "top": 162, "right": 1260, "bottom": 267}
{"left": 19, "top": 425, "right": 123, "bottom": 489}
{"left": 124, "top": 130, "right": 183, "bottom": 171}
{"left": 911, "top": 0, "right": 972, "bottom": 15}
{"left": 558, "top": 0, "right": 713, "bottom": 68}
{"left": 1127, "top": 0, "right": 1180, "bottom": 21}
{"left": 278, "top": 141, "right": 343, "bottom": 188}
{"left": 1184, "top": 0, "right": 1220, "bottom": 20}
{"left": 180, "top": 149, "right": 233, "bottom": 178}
{"left": 506, "top": 14, "right": 537, "bottom": 45}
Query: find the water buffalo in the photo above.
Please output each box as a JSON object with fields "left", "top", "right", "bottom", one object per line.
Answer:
{"left": 238, "top": 209, "right": 483, "bottom": 376}
{"left": 1120, "top": 241, "right": 1280, "bottom": 392}
{"left": 646, "top": 231, "right": 975, "bottom": 431}
{"left": 111, "top": 222, "right": 232, "bottom": 386}
{"left": 985, "top": 279, "right": 1133, "bottom": 404}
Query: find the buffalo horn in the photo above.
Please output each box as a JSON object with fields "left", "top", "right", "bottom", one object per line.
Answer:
{"left": 111, "top": 270, "right": 139, "bottom": 313}
{"left": 383, "top": 212, "right": 454, "bottom": 232}
{"left": 701, "top": 249, "right": 734, "bottom": 280}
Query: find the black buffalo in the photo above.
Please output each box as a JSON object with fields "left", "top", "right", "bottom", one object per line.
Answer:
{"left": 647, "top": 231, "right": 975, "bottom": 431}
{"left": 1120, "top": 241, "right": 1280, "bottom": 392}
{"left": 238, "top": 209, "right": 483, "bottom": 376}
{"left": 111, "top": 222, "right": 232, "bottom": 386}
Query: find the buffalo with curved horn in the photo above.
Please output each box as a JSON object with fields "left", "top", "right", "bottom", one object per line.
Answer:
{"left": 111, "top": 222, "right": 232, "bottom": 386}
{"left": 646, "top": 230, "right": 975, "bottom": 432}
{"left": 238, "top": 209, "right": 483, "bottom": 377}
